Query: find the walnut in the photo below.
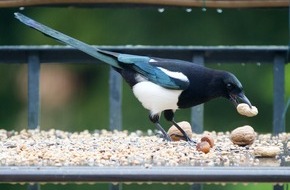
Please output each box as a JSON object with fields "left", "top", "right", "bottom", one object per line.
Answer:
{"left": 167, "top": 121, "right": 192, "bottom": 141}
{"left": 230, "top": 125, "right": 256, "bottom": 146}
{"left": 237, "top": 103, "right": 258, "bottom": 117}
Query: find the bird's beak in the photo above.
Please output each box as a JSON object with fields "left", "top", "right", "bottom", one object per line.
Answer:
{"left": 230, "top": 92, "right": 252, "bottom": 108}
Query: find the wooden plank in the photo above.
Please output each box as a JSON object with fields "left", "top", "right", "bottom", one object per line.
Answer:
{"left": 0, "top": 0, "right": 289, "bottom": 8}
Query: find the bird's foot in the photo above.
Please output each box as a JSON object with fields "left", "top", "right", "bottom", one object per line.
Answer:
{"left": 154, "top": 122, "right": 172, "bottom": 141}
{"left": 153, "top": 122, "right": 196, "bottom": 143}
{"left": 183, "top": 135, "right": 194, "bottom": 143}
{"left": 171, "top": 134, "right": 196, "bottom": 143}
{"left": 156, "top": 132, "right": 172, "bottom": 141}
{"left": 171, "top": 120, "right": 195, "bottom": 143}
{"left": 187, "top": 139, "right": 197, "bottom": 146}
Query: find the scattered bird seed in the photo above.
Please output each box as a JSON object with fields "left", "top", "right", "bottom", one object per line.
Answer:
{"left": 0, "top": 129, "right": 288, "bottom": 167}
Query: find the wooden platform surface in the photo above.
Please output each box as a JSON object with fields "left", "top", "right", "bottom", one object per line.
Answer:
{"left": 0, "top": 0, "right": 289, "bottom": 8}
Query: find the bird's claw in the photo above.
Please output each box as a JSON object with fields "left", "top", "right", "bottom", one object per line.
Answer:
{"left": 155, "top": 130, "right": 172, "bottom": 141}
{"left": 164, "top": 133, "right": 196, "bottom": 145}
{"left": 182, "top": 135, "right": 196, "bottom": 145}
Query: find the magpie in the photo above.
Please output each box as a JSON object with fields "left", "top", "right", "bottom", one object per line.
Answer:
{"left": 15, "top": 13, "right": 252, "bottom": 142}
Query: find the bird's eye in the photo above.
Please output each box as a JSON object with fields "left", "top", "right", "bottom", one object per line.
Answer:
{"left": 226, "top": 83, "right": 233, "bottom": 90}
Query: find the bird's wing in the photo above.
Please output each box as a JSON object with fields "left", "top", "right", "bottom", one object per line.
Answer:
{"left": 14, "top": 12, "right": 189, "bottom": 90}
{"left": 117, "top": 54, "right": 189, "bottom": 90}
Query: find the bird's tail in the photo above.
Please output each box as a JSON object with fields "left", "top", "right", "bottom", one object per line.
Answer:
{"left": 14, "top": 12, "right": 121, "bottom": 69}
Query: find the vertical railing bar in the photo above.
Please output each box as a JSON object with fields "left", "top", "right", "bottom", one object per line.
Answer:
{"left": 109, "top": 67, "right": 122, "bottom": 131}
{"left": 191, "top": 55, "right": 205, "bottom": 134}
{"left": 109, "top": 184, "right": 122, "bottom": 190}
{"left": 273, "top": 55, "right": 285, "bottom": 135}
{"left": 27, "top": 183, "right": 41, "bottom": 190}
{"left": 190, "top": 55, "right": 204, "bottom": 190}
{"left": 27, "top": 52, "right": 41, "bottom": 190}
{"left": 191, "top": 184, "right": 203, "bottom": 190}
{"left": 28, "top": 52, "right": 40, "bottom": 130}
{"left": 109, "top": 67, "right": 122, "bottom": 190}
{"left": 273, "top": 184, "right": 284, "bottom": 190}
{"left": 272, "top": 55, "right": 285, "bottom": 190}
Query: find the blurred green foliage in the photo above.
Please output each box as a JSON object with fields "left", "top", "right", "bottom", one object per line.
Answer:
{"left": 0, "top": 182, "right": 280, "bottom": 190}
{"left": 0, "top": 6, "right": 290, "bottom": 190}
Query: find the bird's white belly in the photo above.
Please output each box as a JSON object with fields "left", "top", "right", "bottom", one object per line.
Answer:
{"left": 132, "top": 81, "right": 182, "bottom": 115}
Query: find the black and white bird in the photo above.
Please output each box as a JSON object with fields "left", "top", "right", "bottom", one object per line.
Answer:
{"left": 15, "top": 13, "right": 252, "bottom": 142}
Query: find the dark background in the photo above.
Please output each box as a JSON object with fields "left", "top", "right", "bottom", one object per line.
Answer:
{"left": 0, "top": 6, "right": 289, "bottom": 190}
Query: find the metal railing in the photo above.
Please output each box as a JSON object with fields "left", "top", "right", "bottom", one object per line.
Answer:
{"left": 0, "top": 45, "right": 289, "bottom": 190}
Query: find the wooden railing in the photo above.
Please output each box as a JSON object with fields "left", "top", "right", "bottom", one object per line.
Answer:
{"left": 0, "top": 0, "right": 289, "bottom": 8}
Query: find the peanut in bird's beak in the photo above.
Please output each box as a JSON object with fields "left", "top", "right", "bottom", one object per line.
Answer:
{"left": 230, "top": 92, "right": 252, "bottom": 108}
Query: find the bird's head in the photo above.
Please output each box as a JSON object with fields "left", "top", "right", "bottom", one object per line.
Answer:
{"left": 222, "top": 72, "right": 252, "bottom": 108}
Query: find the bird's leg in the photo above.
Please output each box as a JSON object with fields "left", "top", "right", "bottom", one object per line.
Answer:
{"left": 164, "top": 110, "right": 193, "bottom": 142}
{"left": 171, "top": 120, "right": 193, "bottom": 142}
{"left": 149, "top": 113, "right": 171, "bottom": 141}
{"left": 155, "top": 122, "right": 172, "bottom": 141}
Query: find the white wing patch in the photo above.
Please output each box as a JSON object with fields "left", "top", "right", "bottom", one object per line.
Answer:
{"left": 134, "top": 74, "right": 148, "bottom": 83}
{"left": 132, "top": 81, "right": 182, "bottom": 115}
{"left": 149, "top": 59, "right": 158, "bottom": 62}
{"left": 157, "top": 67, "right": 189, "bottom": 82}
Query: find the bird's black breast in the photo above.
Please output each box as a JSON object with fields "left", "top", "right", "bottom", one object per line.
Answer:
{"left": 177, "top": 86, "right": 211, "bottom": 108}
{"left": 177, "top": 72, "right": 213, "bottom": 108}
{"left": 178, "top": 68, "right": 226, "bottom": 108}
